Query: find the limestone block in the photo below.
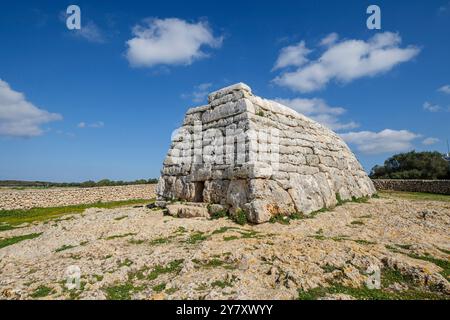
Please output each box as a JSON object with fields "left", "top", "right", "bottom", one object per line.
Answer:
{"left": 203, "top": 179, "right": 230, "bottom": 204}
{"left": 166, "top": 203, "right": 210, "bottom": 218}
{"left": 208, "top": 83, "right": 252, "bottom": 103}
{"left": 226, "top": 179, "right": 248, "bottom": 210}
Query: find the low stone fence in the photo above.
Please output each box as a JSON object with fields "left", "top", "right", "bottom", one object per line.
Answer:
{"left": 372, "top": 179, "right": 450, "bottom": 195}
{"left": 0, "top": 184, "right": 156, "bottom": 210}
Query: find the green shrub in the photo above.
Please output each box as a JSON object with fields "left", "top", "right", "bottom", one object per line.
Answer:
{"left": 232, "top": 209, "right": 248, "bottom": 225}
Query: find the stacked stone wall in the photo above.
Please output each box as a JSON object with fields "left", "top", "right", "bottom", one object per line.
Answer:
{"left": 372, "top": 179, "right": 450, "bottom": 195}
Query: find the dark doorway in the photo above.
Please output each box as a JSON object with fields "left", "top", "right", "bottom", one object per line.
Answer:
{"left": 194, "top": 182, "right": 205, "bottom": 202}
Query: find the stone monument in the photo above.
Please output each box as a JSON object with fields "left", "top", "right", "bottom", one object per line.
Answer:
{"left": 156, "top": 83, "right": 376, "bottom": 223}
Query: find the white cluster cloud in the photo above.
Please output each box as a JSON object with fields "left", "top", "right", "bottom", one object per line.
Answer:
{"left": 182, "top": 83, "right": 213, "bottom": 103}
{"left": 73, "top": 21, "right": 106, "bottom": 43}
{"left": 340, "top": 129, "right": 419, "bottom": 155}
{"left": 319, "top": 32, "right": 339, "bottom": 47}
{"left": 77, "top": 121, "right": 104, "bottom": 129}
{"left": 275, "top": 97, "right": 358, "bottom": 131}
{"left": 0, "top": 79, "right": 62, "bottom": 137}
{"left": 438, "top": 84, "right": 450, "bottom": 94}
{"left": 59, "top": 10, "right": 106, "bottom": 43}
{"left": 423, "top": 101, "right": 442, "bottom": 112}
{"left": 273, "top": 32, "right": 420, "bottom": 92}
{"left": 272, "top": 41, "right": 311, "bottom": 70}
{"left": 126, "top": 18, "right": 223, "bottom": 67}
{"left": 422, "top": 137, "right": 439, "bottom": 145}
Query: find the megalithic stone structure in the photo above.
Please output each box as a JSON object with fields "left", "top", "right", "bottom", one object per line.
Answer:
{"left": 156, "top": 83, "right": 376, "bottom": 223}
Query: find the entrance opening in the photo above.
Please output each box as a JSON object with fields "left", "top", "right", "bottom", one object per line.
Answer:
{"left": 194, "top": 182, "right": 205, "bottom": 202}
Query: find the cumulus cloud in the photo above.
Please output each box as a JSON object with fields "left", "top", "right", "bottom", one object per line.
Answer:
{"left": 182, "top": 83, "right": 212, "bottom": 103}
{"left": 0, "top": 79, "right": 62, "bottom": 137}
{"left": 126, "top": 18, "right": 223, "bottom": 68}
{"left": 275, "top": 97, "right": 358, "bottom": 131}
{"left": 438, "top": 84, "right": 450, "bottom": 94}
{"left": 73, "top": 21, "right": 106, "bottom": 43}
{"left": 319, "top": 33, "right": 339, "bottom": 47}
{"left": 59, "top": 10, "right": 106, "bottom": 43}
{"left": 422, "top": 137, "right": 439, "bottom": 145}
{"left": 273, "top": 32, "right": 420, "bottom": 92}
{"left": 77, "top": 121, "right": 104, "bottom": 129}
{"left": 340, "top": 129, "right": 419, "bottom": 154}
{"left": 272, "top": 41, "right": 311, "bottom": 70}
{"left": 423, "top": 101, "right": 442, "bottom": 112}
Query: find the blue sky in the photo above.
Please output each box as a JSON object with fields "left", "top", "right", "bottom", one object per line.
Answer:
{"left": 0, "top": 0, "right": 449, "bottom": 182}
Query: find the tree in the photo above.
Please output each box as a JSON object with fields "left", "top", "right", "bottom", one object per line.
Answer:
{"left": 370, "top": 151, "right": 450, "bottom": 180}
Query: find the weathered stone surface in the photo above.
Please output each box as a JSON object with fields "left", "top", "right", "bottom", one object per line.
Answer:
{"left": 1, "top": 194, "right": 449, "bottom": 300}
{"left": 166, "top": 203, "right": 209, "bottom": 218}
{"left": 157, "top": 83, "right": 376, "bottom": 223}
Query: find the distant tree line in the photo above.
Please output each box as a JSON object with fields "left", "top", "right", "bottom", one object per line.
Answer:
{"left": 370, "top": 151, "right": 450, "bottom": 180}
{"left": 0, "top": 178, "right": 158, "bottom": 188}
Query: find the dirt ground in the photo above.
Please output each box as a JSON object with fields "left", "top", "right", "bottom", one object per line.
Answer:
{"left": 0, "top": 193, "right": 449, "bottom": 300}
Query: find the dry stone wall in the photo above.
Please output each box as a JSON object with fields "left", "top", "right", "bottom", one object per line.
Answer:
{"left": 372, "top": 179, "right": 450, "bottom": 195}
{"left": 0, "top": 184, "right": 156, "bottom": 210}
{"left": 157, "top": 83, "right": 376, "bottom": 223}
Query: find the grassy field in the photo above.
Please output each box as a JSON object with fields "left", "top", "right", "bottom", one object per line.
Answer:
{"left": 0, "top": 198, "right": 154, "bottom": 227}
{"left": 378, "top": 190, "right": 450, "bottom": 202}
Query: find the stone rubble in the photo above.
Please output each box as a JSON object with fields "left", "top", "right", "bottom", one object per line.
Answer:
{"left": 157, "top": 83, "right": 376, "bottom": 223}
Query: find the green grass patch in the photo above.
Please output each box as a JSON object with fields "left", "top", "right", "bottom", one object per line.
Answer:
{"left": 210, "top": 210, "right": 228, "bottom": 220}
{"left": 437, "top": 247, "right": 450, "bottom": 255}
{"left": 147, "top": 259, "right": 184, "bottom": 280}
{"left": 30, "top": 285, "right": 53, "bottom": 298}
{"left": 128, "top": 239, "right": 145, "bottom": 245}
{"left": 105, "top": 233, "right": 137, "bottom": 240}
{"left": 269, "top": 215, "right": 291, "bottom": 225}
{"left": 211, "top": 280, "right": 232, "bottom": 289}
{"left": 150, "top": 236, "right": 174, "bottom": 245}
{"left": 407, "top": 253, "right": 450, "bottom": 279}
{"left": 104, "top": 282, "right": 139, "bottom": 300}
{"left": 93, "top": 274, "right": 104, "bottom": 282}
{"left": 212, "top": 226, "right": 239, "bottom": 235}
{"left": 0, "top": 232, "right": 42, "bottom": 249}
{"left": 0, "top": 199, "right": 155, "bottom": 226}
{"left": 232, "top": 209, "right": 248, "bottom": 225}
{"left": 321, "top": 264, "right": 342, "bottom": 273}
{"left": 55, "top": 244, "right": 76, "bottom": 252}
{"left": 396, "top": 244, "right": 412, "bottom": 250}
{"left": 165, "top": 287, "right": 178, "bottom": 294}
{"left": 385, "top": 244, "right": 402, "bottom": 253}
{"left": 353, "top": 239, "right": 376, "bottom": 245}
{"left": 298, "top": 266, "right": 447, "bottom": 300}
{"left": 152, "top": 283, "right": 166, "bottom": 293}
{"left": 0, "top": 224, "right": 16, "bottom": 232}
{"left": 117, "top": 258, "right": 133, "bottom": 268}
{"left": 174, "top": 226, "right": 187, "bottom": 234}
{"left": 223, "top": 235, "right": 240, "bottom": 241}
{"left": 239, "top": 230, "right": 261, "bottom": 239}
{"left": 187, "top": 231, "right": 208, "bottom": 244}
{"left": 336, "top": 193, "right": 370, "bottom": 206}
{"left": 193, "top": 258, "right": 236, "bottom": 270}
{"left": 379, "top": 191, "right": 450, "bottom": 202}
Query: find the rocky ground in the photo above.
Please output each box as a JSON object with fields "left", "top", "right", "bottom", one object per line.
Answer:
{"left": 0, "top": 184, "right": 156, "bottom": 210}
{"left": 0, "top": 193, "right": 449, "bottom": 300}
